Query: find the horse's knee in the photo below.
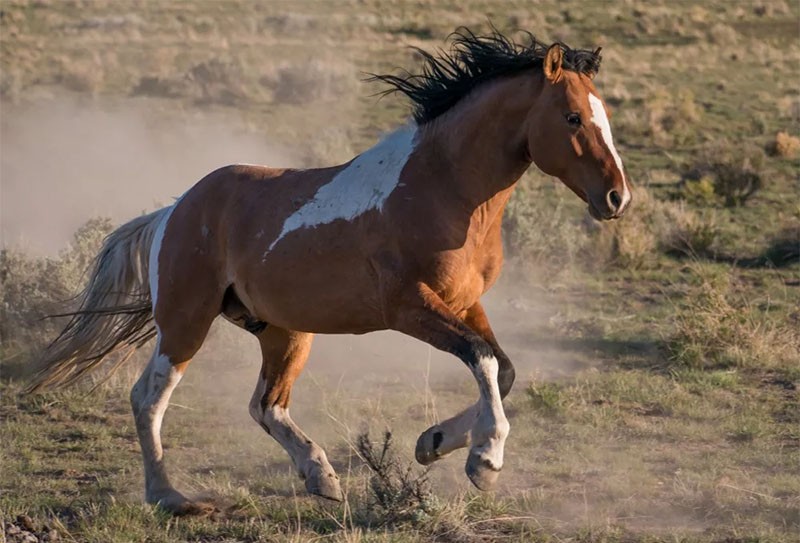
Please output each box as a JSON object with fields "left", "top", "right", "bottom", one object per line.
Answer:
{"left": 497, "top": 355, "right": 515, "bottom": 399}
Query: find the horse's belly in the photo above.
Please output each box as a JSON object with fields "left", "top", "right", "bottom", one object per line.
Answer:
{"left": 235, "top": 248, "right": 385, "bottom": 334}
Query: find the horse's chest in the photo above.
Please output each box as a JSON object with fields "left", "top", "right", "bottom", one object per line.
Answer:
{"left": 425, "top": 248, "right": 498, "bottom": 312}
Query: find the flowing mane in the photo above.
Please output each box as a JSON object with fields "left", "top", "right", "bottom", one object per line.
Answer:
{"left": 371, "top": 28, "right": 603, "bottom": 125}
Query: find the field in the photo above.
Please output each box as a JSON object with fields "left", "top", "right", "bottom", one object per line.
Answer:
{"left": 1, "top": 1, "right": 799, "bottom": 542}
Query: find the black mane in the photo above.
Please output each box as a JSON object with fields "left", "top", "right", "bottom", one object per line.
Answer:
{"left": 371, "top": 28, "right": 602, "bottom": 125}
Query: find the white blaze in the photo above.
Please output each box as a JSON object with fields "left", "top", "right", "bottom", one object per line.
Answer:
{"left": 588, "top": 93, "right": 631, "bottom": 207}
{"left": 267, "top": 125, "right": 417, "bottom": 252}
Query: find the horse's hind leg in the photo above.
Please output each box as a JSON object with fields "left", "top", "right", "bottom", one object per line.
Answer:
{"left": 415, "top": 301, "right": 515, "bottom": 465}
{"left": 249, "top": 326, "right": 342, "bottom": 501}
{"left": 130, "top": 308, "right": 219, "bottom": 515}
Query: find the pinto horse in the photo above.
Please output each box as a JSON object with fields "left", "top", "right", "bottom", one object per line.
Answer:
{"left": 30, "top": 30, "right": 631, "bottom": 514}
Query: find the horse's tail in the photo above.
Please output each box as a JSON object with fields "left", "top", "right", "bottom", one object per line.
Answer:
{"left": 27, "top": 207, "right": 172, "bottom": 392}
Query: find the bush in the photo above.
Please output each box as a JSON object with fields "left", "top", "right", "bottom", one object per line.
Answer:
{"left": 766, "top": 131, "right": 800, "bottom": 159}
{"left": 681, "top": 142, "right": 766, "bottom": 207}
{"left": 355, "top": 431, "right": 433, "bottom": 526}
{"left": 188, "top": 58, "right": 249, "bottom": 105}
{"left": 658, "top": 202, "right": 718, "bottom": 257}
{"left": 527, "top": 380, "right": 566, "bottom": 414}
{"left": 585, "top": 186, "right": 718, "bottom": 266}
{"left": 502, "top": 180, "right": 588, "bottom": 270}
{"left": 133, "top": 58, "right": 249, "bottom": 105}
{"left": 761, "top": 224, "right": 800, "bottom": 267}
{"left": 665, "top": 268, "right": 799, "bottom": 371}
{"left": 0, "top": 218, "right": 114, "bottom": 368}
{"left": 260, "top": 60, "right": 355, "bottom": 105}
{"left": 646, "top": 88, "right": 702, "bottom": 147}
{"left": 503, "top": 182, "right": 719, "bottom": 271}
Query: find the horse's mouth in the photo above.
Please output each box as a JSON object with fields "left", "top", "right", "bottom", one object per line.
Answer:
{"left": 588, "top": 201, "right": 616, "bottom": 221}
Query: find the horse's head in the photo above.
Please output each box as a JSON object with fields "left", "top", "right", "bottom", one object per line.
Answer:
{"left": 526, "top": 45, "right": 631, "bottom": 220}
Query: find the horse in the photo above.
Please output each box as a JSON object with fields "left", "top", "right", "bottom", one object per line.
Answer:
{"left": 29, "top": 29, "right": 631, "bottom": 515}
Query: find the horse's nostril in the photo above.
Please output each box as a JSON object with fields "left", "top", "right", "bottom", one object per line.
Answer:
{"left": 607, "top": 190, "right": 622, "bottom": 211}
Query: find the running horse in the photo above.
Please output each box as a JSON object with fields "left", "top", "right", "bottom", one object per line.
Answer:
{"left": 30, "top": 29, "right": 631, "bottom": 514}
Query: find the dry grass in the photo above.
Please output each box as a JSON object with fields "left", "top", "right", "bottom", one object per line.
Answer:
{"left": 353, "top": 431, "right": 433, "bottom": 526}
{"left": 504, "top": 183, "right": 720, "bottom": 272}
{"left": 665, "top": 266, "right": 800, "bottom": 373}
{"left": 261, "top": 60, "right": 357, "bottom": 105}
{"left": 766, "top": 130, "right": 800, "bottom": 158}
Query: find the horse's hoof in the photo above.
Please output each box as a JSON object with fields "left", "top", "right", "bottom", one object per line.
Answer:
{"left": 151, "top": 489, "right": 217, "bottom": 516}
{"left": 305, "top": 468, "right": 343, "bottom": 501}
{"left": 172, "top": 500, "right": 217, "bottom": 517}
{"left": 415, "top": 426, "right": 445, "bottom": 466}
{"left": 465, "top": 452, "right": 501, "bottom": 491}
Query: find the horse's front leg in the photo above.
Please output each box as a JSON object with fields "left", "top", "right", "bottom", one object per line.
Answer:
{"left": 389, "top": 285, "right": 510, "bottom": 490}
{"left": 415, "top": 301, "right": 515, "bottom": 467}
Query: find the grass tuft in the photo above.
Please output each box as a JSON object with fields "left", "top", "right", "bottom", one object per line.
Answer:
{"left": 354, "top": 431, "right": 433, "bottom": 527}
{"left": 766, "top": 131, "right": 800, "bottom": 159}
{"left": 665, "top": 268, "right": 799, "bottom": 373}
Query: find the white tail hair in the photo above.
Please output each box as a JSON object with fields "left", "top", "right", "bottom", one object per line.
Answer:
{"left": 27, "top": 207, "right": 171, "bottom": 392}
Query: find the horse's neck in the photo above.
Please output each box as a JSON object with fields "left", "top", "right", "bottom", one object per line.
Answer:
{"left": 413, "top": 74, "right": 538, "bottom": 230}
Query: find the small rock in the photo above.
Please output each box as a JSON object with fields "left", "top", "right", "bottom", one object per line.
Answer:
{"left": 20, "top": 531, "right": 38, "bottom": 543}
{"left": 6, "top": 524, "right": 22, "bottom": 535}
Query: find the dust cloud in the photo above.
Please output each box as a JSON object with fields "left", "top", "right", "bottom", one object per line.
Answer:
{"left": 1, "top": 95, "right": 297, "bottom": 255}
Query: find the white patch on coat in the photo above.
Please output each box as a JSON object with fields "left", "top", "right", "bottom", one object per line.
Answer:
{"left": 266, "top": 125, "right": 417, "bottom": 252}
{"left": 130, "top": 341, "right": 185, "bottom": 499}
{"left": 149, "top": 202, "right": 178, "bottom": 309}
{"left": 249, "top": 376, "right": 336, "bottom": 479}
{"left": 588, "top": 94, "right": 631, "bottom": 206}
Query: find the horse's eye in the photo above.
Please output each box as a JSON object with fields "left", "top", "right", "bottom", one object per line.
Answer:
{"left": 566, "top": 113, "right": 581, "bottom": 127}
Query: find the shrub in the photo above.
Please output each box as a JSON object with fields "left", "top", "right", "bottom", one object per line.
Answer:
{"left": 679, "top": 176, "right": 717, "bottom": 206}
{"left": 187, "top": 58, "right": 249, "bottom": 105}
{"left": 584, "top": 186, "right": 718, "bottom": 266}
{"left": 646, "top": 88, "right": 702, "bottom": 147}
{"left": 681, "top": 142, "right": 766, "bottom": 207}
{"left": 502, "top": 180, "right": 588, "bottom": 270}
{"left": 504, "top": 182, "right": 719, "bottom": 271}
{"left": 761, "top": 224, "right": 800, "bottom": 267}
{"left": 665, "top": 268, "right": 799, "bottom": 371}
{"left": 133, "top": 58, "right": 249, "bottom": 105}
{"left": 355, "top": 431, "right": 433, "bottom": 526}
{"left": 584, "top": 213, "right": 657, "bottom": 270}
{"left": 260, "top": 60, "right": 355, "bottom": 105}
{"left": 527, "top": 380, "right": 566, "bottom": 414}
{"left": 658, "top": 203, "right": 718, "bottom": 257}
{"left": 1, "top": 218, "right": 114, "bottom": 369}
{"left": 766, "top": 131, "right": 800, "bottom": 159}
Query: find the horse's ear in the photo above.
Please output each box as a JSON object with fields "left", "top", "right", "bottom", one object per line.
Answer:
{"left": 543, "top": 44, "right": 563, "bottom": 83}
